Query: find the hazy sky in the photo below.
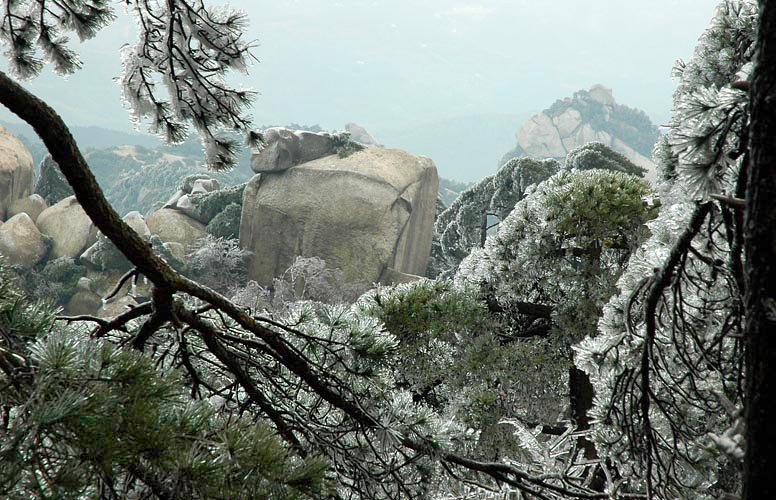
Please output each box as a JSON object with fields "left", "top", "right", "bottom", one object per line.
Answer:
{"left": 1, "top": 1, "right": 721, "bottom": 142}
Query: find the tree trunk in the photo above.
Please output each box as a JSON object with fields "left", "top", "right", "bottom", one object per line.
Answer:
{"left": 569, "top": 366, "right": 606, "bottom": 490}
{"left": 744, "top": 2, "right": 776, "bottom": 499}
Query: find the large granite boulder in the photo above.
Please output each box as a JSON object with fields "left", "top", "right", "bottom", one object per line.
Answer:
{"left": 0, "top": 213, "right": 48, "bottom": 268}
{"left": 240, "top": 147, "right": 438, "bottom": 287}
{"left": 146, "top": 208, "right": 207, "bottom": 249}
{"left": 36, "top": 196, "right": 97, "bottom": 260}
{"left": 0, "top": 125, "right": 35, "bottom": 221}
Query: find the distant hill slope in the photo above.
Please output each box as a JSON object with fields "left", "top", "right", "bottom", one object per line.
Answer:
{"left": 373, "top": 113, "right": 531, "bottom": 183}
{"left": 500, "top": 85, "right": 660, "bottom": 179}
{"left": 438, "top": 177, "right": 472, "bottom": 207}
{"left": 0, "top": 119, "right": 161, "bottom": 152}
{"left": 1, "top": 120, "right": 467, "bottom": 214}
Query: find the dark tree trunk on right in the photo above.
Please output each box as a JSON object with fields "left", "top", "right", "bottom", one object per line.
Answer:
{"left": 744, "top": 2, "right": 776, "bottom": 499}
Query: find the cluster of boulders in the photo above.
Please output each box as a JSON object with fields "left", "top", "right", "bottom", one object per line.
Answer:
{"left": 0, "top": 125, "right": 244, "bottom": 317}
{"left": 2, "top": 122, "right": 441, "bottom": 317}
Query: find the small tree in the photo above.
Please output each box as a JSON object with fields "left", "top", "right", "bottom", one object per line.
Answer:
{"left": 576, "top": 2, "right": 755, "bottom": 498}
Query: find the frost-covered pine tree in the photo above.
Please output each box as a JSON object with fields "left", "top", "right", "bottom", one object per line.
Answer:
{"left": 436, "top": 143, "right": 646, "bottom": 278}
{"left": 455, "top": 167, "right": 655, "bottom": 478}
{"left": 1, "top": 0, "right": 260, "bottom": 169}
{"left": 575, "top": 2, "right": 756, "bottom": 498}
{"left": 435, "top": 157, "right": 560, "bottom": 276}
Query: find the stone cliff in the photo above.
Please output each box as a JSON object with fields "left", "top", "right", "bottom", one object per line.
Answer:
{"left": 503, "top": 84, "right": 660, "bottom": 180}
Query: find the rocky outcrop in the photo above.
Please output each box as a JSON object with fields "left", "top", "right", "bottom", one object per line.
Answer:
{"left": 146, "top": 207, "right": 207, "bottom": 249}
{"left": 162, "top": 175, "right": 226, "bottom": 224}
{"left": 36, "top": 196, "right": 97, "bottom": 260}
{"left": 507, "top": 85, "right": 659, "bottom": 180}
{"left": 7, "top": 194, "right": 47, "bottom": 223}
{"left": 0, "top": 125, "right": 35, "bottom": 221}
{"left": 240, "top": 147, "right": 438, "bottom": 287}
{"left": 252, "top": 127, "right": 359, "bottom": 173}
{"left": 0, "top": 213, "right": 48, "bottom": 268}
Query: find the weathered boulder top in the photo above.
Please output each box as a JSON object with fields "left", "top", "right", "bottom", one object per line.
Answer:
{"left": 0, "top": 125, "right": 33, "bottom": 168}
{"left": 252, "top": 127, "right": 339, "bottom": 174}
{"left": 240, "top": 147, "right": 439, "bottom": 287}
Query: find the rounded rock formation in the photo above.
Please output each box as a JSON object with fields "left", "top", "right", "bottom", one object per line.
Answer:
{"left": 36, "top": 196, "right": 97, "bottom": 260}
{"left": 7, "top": 194, "right": 48, "bottom": 223}
{"left": 0, "top": 125, "right": 35, "bottom": 221}
{"left": 0, "top": 213, "right": 48, "bottom": 268}
{"left": 146, "top": 208, "right": 207, "bottom": 249}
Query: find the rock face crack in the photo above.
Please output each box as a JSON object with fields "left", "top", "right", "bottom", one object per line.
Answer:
{"left": 549, "top": 117, "right": 569, "bottom": 155}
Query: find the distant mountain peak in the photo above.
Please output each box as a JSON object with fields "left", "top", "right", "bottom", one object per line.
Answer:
{"left": 503, "top": 85, "right": 660, "bottom": 180}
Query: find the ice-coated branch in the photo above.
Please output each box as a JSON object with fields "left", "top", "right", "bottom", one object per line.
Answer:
{"left": 0, "top": 0, "right": 259, "bottom": 169}
{"left": 121, "top": 0, "right": 258, "bottom": 169}
{"left": 0, "top": 0, "right": 115, "bottom": 77}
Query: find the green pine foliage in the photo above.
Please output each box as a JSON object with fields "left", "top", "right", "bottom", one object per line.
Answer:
{"left": 364, "top": 280, "right": 565, "bottom": 459}
{"left": 0, "top": 260, "right": 330, "bottom": 499}
{"left": 191, "top": 183, "right": 246, "bottom": 224}
{"left": 206, "top": 202, "right": 242, "bottom": 239}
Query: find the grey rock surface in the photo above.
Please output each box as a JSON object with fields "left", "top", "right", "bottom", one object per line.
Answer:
{"left": 240, "top": 147, "right": 438, "bottom": 287}
{"left": 251, "top": 127, "right": 337, "bottom": 173}
{"left": 0, "top": 213, "right": 48, "bottom": 268}
{"left": 146, "top": 207, "right": 207, "bottom": 249}
{"left": 190, "top": 178, "right": 220, "bottom": 194}
{"left": 36, "top": 195, "right": 97, "bottom": 260}
{"left": 7, "top": 194, "right": 47, "bottom": 223}
{"left": 0, "top": 125, "right": 35, "bottom": 221}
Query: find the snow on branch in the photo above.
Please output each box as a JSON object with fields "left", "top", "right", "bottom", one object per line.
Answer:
{"left": 121, "top": 0, "right": 259, "bottom": 169}
{"left": 0, "top": 0, "right": 260, "bottom": 170}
